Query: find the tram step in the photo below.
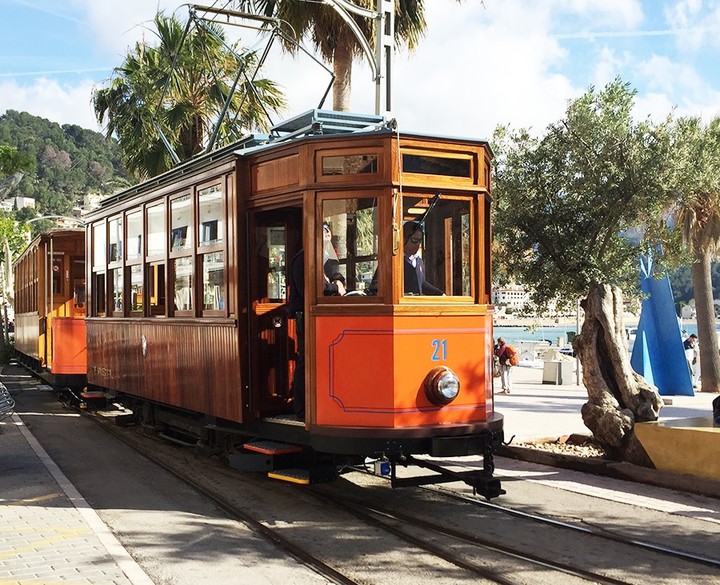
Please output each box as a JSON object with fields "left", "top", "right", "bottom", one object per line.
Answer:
{"left": 268, "top": 466, "right": 338, "bottom": 485}
{"left": 80, "top": 391, "right": 106, "bottom": 400}
{"left": 268, "top": 468, "right": 311, "bottom": 485}
{"left": 243, "top": 440, "right": 303, "bottom": 455}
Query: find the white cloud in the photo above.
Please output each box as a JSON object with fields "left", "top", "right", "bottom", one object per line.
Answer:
{"left": 0, "top": 77, "right": 101, "bottom": 131}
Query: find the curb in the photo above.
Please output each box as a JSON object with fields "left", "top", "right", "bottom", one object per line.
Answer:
{"left": 499, "top": 445, "right": 720, "bottom": 500}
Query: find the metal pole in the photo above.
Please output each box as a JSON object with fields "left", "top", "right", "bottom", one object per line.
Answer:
{"left": 375, "top": 0, "right": 394, "bottom": 118}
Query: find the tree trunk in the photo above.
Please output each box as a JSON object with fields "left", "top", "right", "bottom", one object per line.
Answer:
{"left": 691, "top": 249, "right": 720, "bottom": 392}
{"left": 573, "top": 283, "right": 662, "bottom": 466}
{"left": 332, "top": 43, "right": 353, "bottom": 112}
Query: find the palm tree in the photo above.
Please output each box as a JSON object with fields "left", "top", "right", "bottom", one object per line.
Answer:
{"left": 672, "top": 116, "right": 720, "bottom": 393}
{"left": 93, "top": 12, "right": 286, "bottom": 179}
{"left": 240, "top": 0, "right": 460, "bottom": 112}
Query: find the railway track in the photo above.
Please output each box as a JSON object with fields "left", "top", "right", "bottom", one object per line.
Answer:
{"left": 83, "top": 403, "right": 720, "bottom": 585}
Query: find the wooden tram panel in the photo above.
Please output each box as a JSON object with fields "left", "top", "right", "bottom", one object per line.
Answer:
{"left": 83, "top": 120, "right": 497, "bottom": 445}
{"left": 13, "top": 229, "right": 87, "bottom": 385}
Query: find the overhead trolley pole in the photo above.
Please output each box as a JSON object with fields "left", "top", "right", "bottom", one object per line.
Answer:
{"left": 322, "top": 0, "right": 395, "bottom": 118}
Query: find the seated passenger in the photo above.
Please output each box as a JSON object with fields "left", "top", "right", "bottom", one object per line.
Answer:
{"left": 403, "top": 221, "right": 443, "bottom": 295}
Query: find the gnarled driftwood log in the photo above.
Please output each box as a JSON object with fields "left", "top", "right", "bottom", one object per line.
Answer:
{"left": 573, "top": 283, "right": 662, "bottom": 466}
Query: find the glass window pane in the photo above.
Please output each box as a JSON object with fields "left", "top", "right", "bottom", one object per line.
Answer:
{"left": 93, "top": 273, "right": 105, "bottom": 316}
{"left": 198, "top": 185, "right": 223, "bottom": 247}
{"left": 129, "top": 265, "right": 143, "bottom": 312}
{"left": 92, "top": 223, "right": 106, "bottom": 267}
{"left": 322, "top": 154, "right": 378, "bottom": 175}
{"left": 148, "top": 263, "right": 166, "bottom": 316}
{"left": 126, "top": 211, "right": 142, "bottom": 260}
{"left": 147, "top": 203, "right": 166, "bottom": 256}
{"left": 173, "top": 257, "right": 193, "bottom": 311}
{"left": 320, "top": 197, "right": 379, "bottom": 296}
{"left": 109, "top": 217, "right": 122, "bottom": 262}
{"left": 256, "top": 226, "right": 286, "bottom": 302}
{"left": 402, "top": 195, "right": 472, "bottom": 296}
{"left": 171, "top": 195, "right": 192, "bottom": 252}
{"left": 402, "top": 154, "right": 471, "bottom": 177}
{"left": 202, "top": 252, "right": 225, "bottom": 310}
{"left": 111, "top": 268, "right": 123, "bottom": 312}
{"left": 51, "top": 254, "right": 63, "bottom": 296}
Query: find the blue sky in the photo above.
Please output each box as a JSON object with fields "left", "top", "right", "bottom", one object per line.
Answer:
{"left": 2, "top": 0, "right": 720, "bottom": 139}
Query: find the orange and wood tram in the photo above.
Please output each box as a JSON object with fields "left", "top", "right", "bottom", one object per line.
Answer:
{"left": 13, "top": 111, "right": 504, "bottom": 497}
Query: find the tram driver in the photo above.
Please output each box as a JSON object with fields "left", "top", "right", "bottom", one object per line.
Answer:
{"left": 402, "top": 221, "right": 444, "bottom": 296}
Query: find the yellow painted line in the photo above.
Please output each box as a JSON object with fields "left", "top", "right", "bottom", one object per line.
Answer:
{"left": 0, "top": 527, "right": 90, "bottom": 560}
{"left": 1, "top": 492, "right": 64, "bottom": 505}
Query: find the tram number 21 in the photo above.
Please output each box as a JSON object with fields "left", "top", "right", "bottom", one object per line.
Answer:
{"left": 431, "top": 339, "right": 447, "bottom": 361}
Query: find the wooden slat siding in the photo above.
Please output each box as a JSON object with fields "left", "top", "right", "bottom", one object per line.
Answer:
{"left": 14, "top": 312, "right": 39, "bottom": 360}
{"left": 87, "top": 319, "right": 242, "bottom": 422}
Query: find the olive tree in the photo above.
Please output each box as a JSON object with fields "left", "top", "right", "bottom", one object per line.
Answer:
{"left": 492, "top": 79, "right": 675, "bottom": 464}
{"left": 669, "top": 116, "right": 720, "bottom": 393}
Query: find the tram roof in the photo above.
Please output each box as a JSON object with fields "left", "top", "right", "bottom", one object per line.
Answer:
{"left": 91, "top": 109, "right": 491, "bottom": 212}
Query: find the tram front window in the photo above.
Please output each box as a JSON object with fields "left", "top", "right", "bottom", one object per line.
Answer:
{"left": 402, "top": 195, "right": 473, "bottom": 297}
{"left": 320, "top": 197, "right": 379, "bottom": 296}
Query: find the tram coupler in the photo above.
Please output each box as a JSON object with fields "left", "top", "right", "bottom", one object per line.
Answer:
{"left": 389, "top": 454, "right": 504, "bottom": 499}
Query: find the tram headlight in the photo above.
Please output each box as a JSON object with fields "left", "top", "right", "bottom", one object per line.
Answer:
{"left": 423, "top": 366, "right": 460, "bottom": 405}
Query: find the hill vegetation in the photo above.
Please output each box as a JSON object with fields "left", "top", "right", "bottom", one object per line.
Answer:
{"left": 0, "top": 109, "right": 132, "bottom": 219}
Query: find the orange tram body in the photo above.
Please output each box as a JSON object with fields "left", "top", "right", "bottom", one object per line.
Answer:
{"left": 17, "top": 112, "right": 504, "bottom": 496}
{"left": 13, "top": 230, "right": 87, "bottom": 388}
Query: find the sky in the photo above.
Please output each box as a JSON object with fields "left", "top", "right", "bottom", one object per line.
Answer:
{"left": 2, "top": 0, "right": 720, "bottom": 140}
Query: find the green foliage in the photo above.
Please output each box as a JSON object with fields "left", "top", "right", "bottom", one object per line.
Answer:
{"left": 492, "top": 78, "right": 675, "bottom": 312}
{"left": 93, "top": 11, "right": 286, "bottom": 180}
{"left": 0, "top": 110, "right": 131, "bottom": 220}
{"left": 0, "top": 144, "right": 34, "bottom": 176}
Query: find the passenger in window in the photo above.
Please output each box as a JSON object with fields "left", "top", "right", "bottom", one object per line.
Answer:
{"left": 403, "top": 221, "right": 444, "bottom": 296}
{"left": 322, "top": 222, "right": 346, "bottom": 288}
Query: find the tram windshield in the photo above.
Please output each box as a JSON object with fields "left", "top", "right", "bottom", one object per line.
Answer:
{"left": 402, "top": 194, "right": 472, "bottom": 297}
{"left": 320, "top": 197, "right": 379, "bottom": 295}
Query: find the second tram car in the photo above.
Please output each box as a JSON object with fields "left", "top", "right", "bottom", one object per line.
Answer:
{"left": 79, "top": 111, "right": 502, "bottom": 495}
{"left": 13, "top": 230, "right": 87, "bottom": 388}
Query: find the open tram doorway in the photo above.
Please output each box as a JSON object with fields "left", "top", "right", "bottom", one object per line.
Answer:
{"left": 248, "top": 208, "right": 302, "bottom": 417}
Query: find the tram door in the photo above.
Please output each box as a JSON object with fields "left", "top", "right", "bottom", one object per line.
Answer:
{"left": 249, "top": 209, "right": 302, "bottom": 415}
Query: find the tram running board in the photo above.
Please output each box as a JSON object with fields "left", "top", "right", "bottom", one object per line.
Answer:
{"left": 268, "top": 467, "right": 337, "bottom": 485}
{"left": 268, "top": 468, "right": 311, "bottom": 484}
{"left": 243, "top": 440, "right": 303, "bottom": 455}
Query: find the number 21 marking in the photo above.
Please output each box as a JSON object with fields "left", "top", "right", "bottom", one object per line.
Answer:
{"left": 431, "top": 339, "right": 447, "bottom": 361}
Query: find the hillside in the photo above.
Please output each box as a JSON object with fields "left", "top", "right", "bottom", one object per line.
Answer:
{"left": 0, "top": 110, "right": 132, "bottom": 218}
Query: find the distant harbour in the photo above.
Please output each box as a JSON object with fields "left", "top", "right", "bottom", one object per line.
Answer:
{"left": 493, "top": 316, "right": 699, "bottom": 348}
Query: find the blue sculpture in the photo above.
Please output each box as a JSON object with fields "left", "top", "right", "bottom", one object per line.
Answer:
{"left": 630, "top": 255, "right": 694, "bottom": 396}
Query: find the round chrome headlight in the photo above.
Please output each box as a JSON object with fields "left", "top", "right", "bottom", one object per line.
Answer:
{"left": 424, "top": 366, "right": 461, "bottom": 405}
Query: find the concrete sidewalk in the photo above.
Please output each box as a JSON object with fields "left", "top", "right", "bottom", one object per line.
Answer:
{"left": 496, "top": 364, "right": 719, "bottom": 442}
{"left": 0, "top": 368, "right": 153, "bottom": 585}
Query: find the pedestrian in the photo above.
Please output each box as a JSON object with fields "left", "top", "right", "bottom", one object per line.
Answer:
{"left": 683, "top": 334, "right": 698, "bottom": 388}
{"left": 495, "top": 337, "right": 518, "bottom": 394}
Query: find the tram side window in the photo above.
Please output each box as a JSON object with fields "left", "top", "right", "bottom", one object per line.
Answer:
{"left": 198, "top": 185, "right": 223, "bottom": 247}
{"left": 171, "top": 195, "right": 192, "bottom": 252}
{"left": 92, "top": 222, "right": 106, "bottom": 316}
{"left": 147, "top": 263, "right": 166, "bottom": 316}
{"left": 202, "top": 252, "right": 225, "bottom": 311}
{"left": 126, "top": 211, "right": 142, "bottom": 260}
{"left": 51, "top": 254, "right": 64, "bottom": 297}
{"left": 402, "top": 195, "right": 472, "bottom": 297}
{"left": 93, "top": 273, "right": 106, "bottom": 316}
{"left": 72, "top": 258, "right": 85, "bottom": 309}
{"left": 109, "top": 217, "right": 123, "bottom": 262}
{"left": 147, "top": 203, "right": 166, "bottom": 257}
{"left": 320, "top": 197, "right": 379, "bottom": 295}
{"left": 173, "top": 257, "right": 193, "bottom": 312}
{"left": 128, "top": 265, "right": 143, "bottom": 313}
{"left": 111, "top": 268, "right": 123, "bottom": 313}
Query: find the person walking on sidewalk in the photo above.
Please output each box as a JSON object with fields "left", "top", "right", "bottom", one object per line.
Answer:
{"left": 495, "top": 337, "right": 518, "bottom": 394}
